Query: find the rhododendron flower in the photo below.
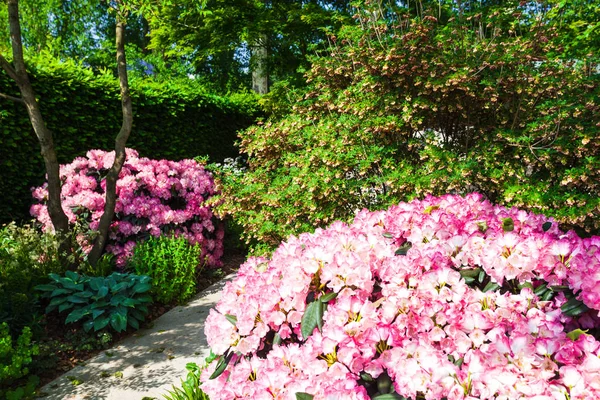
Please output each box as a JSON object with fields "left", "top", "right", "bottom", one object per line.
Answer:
{"left": 201, "top": 194, "right": 600, "bottom": 399}
{"left": 31, "top": 148, "right": 223, "bottom": 267}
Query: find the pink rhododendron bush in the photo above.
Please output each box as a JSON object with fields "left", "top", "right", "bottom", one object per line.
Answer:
{"left": 31, "top": 149, "right": 224, "bottom": 267}
{"left": 201, "top": 194, "right": 600, "bottom": 400}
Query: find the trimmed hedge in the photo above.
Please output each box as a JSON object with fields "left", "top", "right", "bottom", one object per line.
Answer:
{"left": 0, "top": 54, "right": 260, "bottom": 223}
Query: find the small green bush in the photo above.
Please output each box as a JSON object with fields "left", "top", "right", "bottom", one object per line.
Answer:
{"left": 128, "top": 236, "right": 202, "bottom": 305}
{"left": 0, "top": 323, "right": 39, "bottom": 399}
{"left": 0, "top": 222, "right": 66, "bottom": 334}
{"left": 163, "top": 362, "right": 210, "bottom": 400}
{"left": 36, "top": 271, "right": 152, "bottom": 333}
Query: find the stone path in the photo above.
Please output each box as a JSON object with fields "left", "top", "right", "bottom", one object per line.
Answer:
{"left": 38, "top": 274, "right": 235, "bottom": 400}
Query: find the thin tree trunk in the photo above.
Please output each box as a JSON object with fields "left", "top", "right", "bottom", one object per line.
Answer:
{"left": 251, "top": 33, "right": 269, "bottom": 94}
{"left": 87, "top": 2, "right": 133, "bottom": 266}
{"left": 1, "top": 0, "right": 73, "bottom": 265}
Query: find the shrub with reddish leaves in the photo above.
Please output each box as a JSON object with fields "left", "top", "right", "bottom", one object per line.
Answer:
{"left": 202, "top": 194, "right": 600, "bottom": 399}
{"left": 31, "top": 148, "right": 224, "bottom": 268}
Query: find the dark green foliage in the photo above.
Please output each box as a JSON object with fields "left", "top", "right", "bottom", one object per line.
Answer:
{"left": 215, "top": 4, "right": 600, "bottom": 251}
{"left": 0, "top": 222, "right": 66, "bottom": 335}
{"left": 0, "top": 323, "right": 39, "bottom": 400}
{"left": 128, "top": 235, "right": 202, "bottom": 305}
{"left": 0, "top": 53, "right": 260, "bottom": 224}
{"left": 36, "top": 271, "right": 152, "bottom": 333}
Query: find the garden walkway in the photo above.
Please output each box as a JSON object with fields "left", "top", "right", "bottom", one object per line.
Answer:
{"left": 39, "top": 274, "right": 236, "bottom": 400}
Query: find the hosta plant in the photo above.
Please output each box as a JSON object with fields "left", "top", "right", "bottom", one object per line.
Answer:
{"left": 201, "top": 194, "right": 600, "bottom": 400}
{"left": 31, "top": 148, "right": 224, "bottom": 267}
{"left": 36, "top": 271, "right": 152, "bottom": 333}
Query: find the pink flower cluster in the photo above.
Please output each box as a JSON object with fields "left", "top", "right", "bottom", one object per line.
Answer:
{"left": 31, "top": 149, "right": 224, "bottom": 267}
{"left": 202, "top": 194, "right": 600, "bottom": 399}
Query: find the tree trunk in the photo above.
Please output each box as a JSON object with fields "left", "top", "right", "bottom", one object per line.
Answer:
{"left": 251, "top": 33, "right": 269, "bottom": 94}
{"left": 1, "top": 0, "right": 73, "bottom": 265}
{"left": 87, "top": 2, "right": 133, "bottom": 266}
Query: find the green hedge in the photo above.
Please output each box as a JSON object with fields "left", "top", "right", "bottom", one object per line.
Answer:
{"left": 0, "top": 54, "right": 260, "bottom": 224}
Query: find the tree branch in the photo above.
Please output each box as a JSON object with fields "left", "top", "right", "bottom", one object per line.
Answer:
{"left": 0, "top": 91, "right": 24, "bottom": 103}
{"left": 0, "top": 53, "right": 19, "bottom": 82}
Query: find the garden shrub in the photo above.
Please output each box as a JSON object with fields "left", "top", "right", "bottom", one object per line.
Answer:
{"left": 128, "top": 235, "right": 202, "bottom": 304}
{"left": 201, "top": 194, "right": 600, "bottom": 399}
{"left": 0, "top": 52, "right": 260, "bottom": 224}
{"left": 214, "top": 7, "right": 600, "bottom": 252}
{"left": 31, "top": 148, "right": 224, "bottom": 268}
{"left": 0, "top": 222, "right": 65, "bottom": 334}
{"left": 36, "top": 271, "right": 152, "bottom": 333}
{"left": 0, "top": 323, "right": 39, "bottom": 399}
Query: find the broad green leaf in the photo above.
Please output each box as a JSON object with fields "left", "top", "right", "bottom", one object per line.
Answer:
{"left": 66, "top": 308, "right": 90, "bottom": 324}
{"left": 97, "top": 286, "right": 109, "bottom": 298}
{"left": 93, "top": 316, "right": 110, "bottom": 331}
{"left": 319, "top": 292, "right": 338, "bottom": 303}
{"left": 128, "top": 316, "right": 139, "bottom": 330}
{"left": 295, "top": 393, "right": 314, "bottom": 400}
{"left": 132, "top": 282, "right": 152, "bottom": 294}
{"left": 273, "top": 332, "right": 281, "bottom": 346}
{"left": 395, "top": 242, "right": 412, "bottom": 256}
{"left": 566, "top": 329, "right": 588, "bottom": 341}
{"left": 542, "top": 222, "right": 552, "bottom": 232}
{"left": 482, "top": 282, "right": 500, "bottom": 292}
{"left": 58, "top": 302, "right": 74, "bottom": 313}
{"left": 35, "top": 284, "right": 57, "bottom": 292}
{"left": 371, "top": 394, "right": 407, "bottom": 400}
{"left": 110, "top": 295, "right": 127, "bottom": 307}
{"left": 83, "top": 320, "right": 94, "bottom": 333}
{"left": 67, "top": 295, "right": 88, "bottom": 304}
{"left": 225, "top": 314, "right": 237, "bottom": 326}
{"left": 382, "top": 232, "right": 393, "bottom": 239}
{"left": 301, "top": 301, "right": 320, "bottom": 340}
{"left": 51, "top": 288, "right": 71, "bottom": 297}
{"left": 315, "top": 299, "right": 324, "bottom": 331}
{"left": 209, "top": 351, "right": 233, "bottom": 380}
{"left": 110, "top": 311, "right": 128, "bottom": 332}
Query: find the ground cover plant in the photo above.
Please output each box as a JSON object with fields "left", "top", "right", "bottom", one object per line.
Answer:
{"left": 31, "top": 148, "right": 224, "bottom": 268}
{"left": 201, "top": 194, "right": 600, "bottom": 399}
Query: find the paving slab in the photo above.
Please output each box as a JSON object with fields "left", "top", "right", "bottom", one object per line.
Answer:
{"left": 38, "top": 274, "right": 235, "bottom": 400}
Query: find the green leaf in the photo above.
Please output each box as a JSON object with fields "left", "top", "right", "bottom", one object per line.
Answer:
{"left": 49, "top": 296, "right": 68, "bottom": 307}
{"left": 83, "top": 320, "right": 94, "bottom": 333}
{"left": 94, "top": 316, "right": 110, "bottom": 331}
{"left": 127, "top": 316, "right": 139, "bottom": 330}
{"left": 382, "top": 232, "right": 393, "bottom": 239}
{"left": 542, "top": 222, "right": 552, "bottom": 232}
{"left": 482, "top": 282, "right": 500, "bottom": 292}
{"left": 371, "top": 394, "right": 407, "bottom": 400}
{"left": 561, "top": 297, "right": 590, "bottom": 316}
{"left": 460, "top": 268, "right": 481, "bottom": 278}
{"left": 295, "top": 393, "right": 314, "bottom": 400}
{"left": 319, "top": 292, "right": 338, "bottom": 303}
{"left": 476, "top": 221, "right": 488, "bottom": 234}
{"left": 360, "top": 372, "right": 374, "bottom": 382}
{"left": 58, "top": 302, "right": 74, "bottom": 313}
{"left": 502, "top": 217, "right": 514, "bottom": 232}
{"left": 566, "top": 328, "right": 588, "bottom": 341}
{"left": 111, "top": 282, "right": 129, "bottom": 293}
{"left": 65, "top": 308, "right": 90, "bottom": 324}
{"left": 35, "top": 284, "right": 58, "bottom": 292}
{"left": 273, "top": 332, "right": 281, "bottom": 346}
{"left": 132, "top": 282, "right": 152, "bottom": 294}
{"left": 395, "top": 242, "right": 412, "bottom": 256}
{"left": 67, "top": 295, "right": 88, "bottom": 304}
{"left": 225, "top": 314, "right": 237, "bottom": 326}
{"left": 110, "top": 311, "right": 128, "bottom": 332}
{"left": 51, "top": 288, "right": 71, "bottom": 297}
{"left": 110, "top": 295, "right": 127, "bottom": 307}
{"left": 301, "top": 301, "right": 320, "bottom": 340}
{"left": 96, "top": 286, "right": 109, "bottom": 298}
{"left": 209, "top": 351, "right": 233, "bottom": 380}
{"left": 65, "top": 270, "right": 79, "bottom": 281}
{"left": 315, "top": 299, "right": 324, "bottom": 332}
{"left": 477, "top": 270, "right": 485, "bottom": 283}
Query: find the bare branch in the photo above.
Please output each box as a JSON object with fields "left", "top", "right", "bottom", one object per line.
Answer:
{"left": 0, "top": 91, "right": 24, "bottom": 103}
